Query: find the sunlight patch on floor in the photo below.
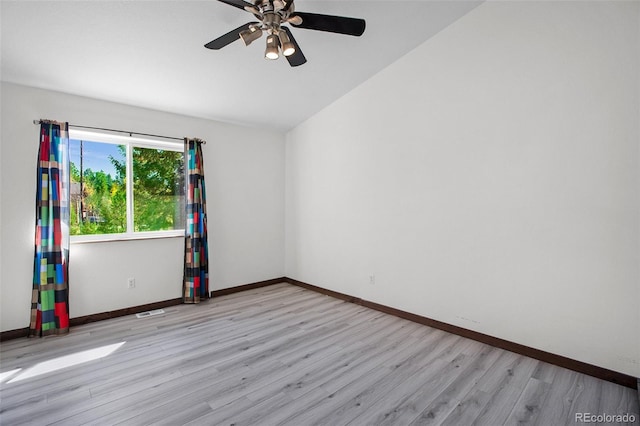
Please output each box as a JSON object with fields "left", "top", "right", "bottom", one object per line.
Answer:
{"left": 0, "top": 368, "right": 22, "bottom": 383}
{"left": 6, "top": 341, "right": 125, "bottom": 384}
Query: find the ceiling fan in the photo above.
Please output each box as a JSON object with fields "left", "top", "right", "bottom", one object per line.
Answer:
{"left": 205, "top": 0, "right": 366, "bottom": 67}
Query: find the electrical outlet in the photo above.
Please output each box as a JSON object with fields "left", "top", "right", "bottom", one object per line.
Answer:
{"left": 127, "top": 277, "right": 135, "bottom": 289}
{"left": 369, "top": 275, "right": 375, "bottom": 285}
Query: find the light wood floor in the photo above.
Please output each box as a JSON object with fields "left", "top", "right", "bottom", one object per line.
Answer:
{"left": 1, "top": 283, "right": 638, "bottom": 425}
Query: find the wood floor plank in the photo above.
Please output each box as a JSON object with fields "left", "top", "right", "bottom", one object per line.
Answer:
{"left": 346, "top": 334, "right": 465, "bottom": 425}
{"left": 322, "top": 332, "right": 467, "bottom": 425}
{"left": 125, "top": 311, "right": 398, "bottom": 424}
{"left": 281, "top": 335, "right": 439, "bottom": 425}
{"left": 1, "top": 283, "right": 637, "bottom": 426}
{"left": 598, "top": 378, "right": 638, "bottom": 420}
{"left": 568, "top": 373, "right": 604, "bottom": 420}
{"left": 470, "top": 352, "right": 541, "bottom": 426}
{"left": 143, "top": 401, "right": 216, "bottom": 426}
{"left": 440, "top": 388, "right": 492, "bottom": 426}
{"left": 240, "top": 313, "right": 394, "bottom": 404}
{"left": 533, "top": 367, "right": 581, "bottom": 426}
{"left": 214, "top": 391, "right": 294, "bottom": 426}
{"left": 349, "top": 341, "right": 485, "bottom": 426}
{"left": 251, "top": 321, "right": 423, "bottom": 403}
{"left": 503, "top": 377, "right": 551, "bottom": 424}
{"left": 407, "top": 345, "right": 503, "bottom": 425}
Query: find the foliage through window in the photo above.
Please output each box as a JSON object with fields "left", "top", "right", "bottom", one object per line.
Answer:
{"left": 69, "top": 132, "right": 184, "bottom": 238}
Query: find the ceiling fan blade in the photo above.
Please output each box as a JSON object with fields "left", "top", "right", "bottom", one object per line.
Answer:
{"left": 282, "top": 0, "right": 294, "bottom": 12}
{"left": 216, "top": 0, "right": 255, "bottom": 11}
{"left": 204, "top": 22, "right": 259, "bottom": 50}
{"left": 290, "top": 12, "right": 365, "bottom": 36}
{"left": 282, "top": 26, "right": 306, "bottom": 67}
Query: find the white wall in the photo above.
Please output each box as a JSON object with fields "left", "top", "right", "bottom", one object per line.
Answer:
{"left": 1, "top": 82, "right": 285, "bottom": 331}
{"left": 285, "top": 1, "right": 640, "bottom": 377}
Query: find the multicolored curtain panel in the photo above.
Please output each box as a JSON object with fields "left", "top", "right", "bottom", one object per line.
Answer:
{"left": 183, "top": 138, "right": 209, "bottom": 303}
{"left": 30, "top": 121, "right": 71, "bottom": 337}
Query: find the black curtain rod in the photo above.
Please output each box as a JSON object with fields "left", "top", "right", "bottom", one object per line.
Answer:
{"left": 32, "top": 120, "right": 205, "bottom": 144}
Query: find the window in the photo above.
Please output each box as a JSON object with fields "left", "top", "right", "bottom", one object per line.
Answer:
{"left": 68, "top": 130, "right": 184, "bottom": 241}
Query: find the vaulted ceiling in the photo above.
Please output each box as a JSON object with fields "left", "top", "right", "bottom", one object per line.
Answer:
{"left": 1, "top": 1, "right": 481, "bottom": 131}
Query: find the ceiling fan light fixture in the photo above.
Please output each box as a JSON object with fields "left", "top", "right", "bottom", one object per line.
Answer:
{"left": 239, "top": 25, "right": 263, "bottom": 46}
{"left": 278, "top": 30, "right": 295, "bottom": 56}
{"left": 287, "top": 15, "right": 302, "bottom": 26}
{"left": 206, "top": 0, "right": 366, "bottom": 67}
{"left": 265, "top": 35, "right": 279, "bottom": 60}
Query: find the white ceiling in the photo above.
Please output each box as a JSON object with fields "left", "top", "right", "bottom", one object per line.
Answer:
{"left": 1, "top": 0, "right": 481, "bottom": 131}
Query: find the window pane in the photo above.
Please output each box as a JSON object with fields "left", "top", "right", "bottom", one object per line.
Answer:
{"left": 132, "top": 147, "right": 185, "bottom": 232}
{"left": 69, "top": 140, "right": 127, "bottom": 235}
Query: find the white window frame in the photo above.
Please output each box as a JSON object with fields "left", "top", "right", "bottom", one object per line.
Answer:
{"left": 69, "top": 129, "right": 185, "bottom": 244}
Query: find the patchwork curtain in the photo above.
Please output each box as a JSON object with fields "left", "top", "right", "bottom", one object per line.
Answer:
{"left": 30, "top": 121, "right": 70, "bottom": 337}
{"left": 183, "top": 138, "right": 209, "bottom": 303}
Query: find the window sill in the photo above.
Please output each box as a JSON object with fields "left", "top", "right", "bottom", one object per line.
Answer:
{"left": 70, "top": 230, "right": 184, "bottom": 244}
